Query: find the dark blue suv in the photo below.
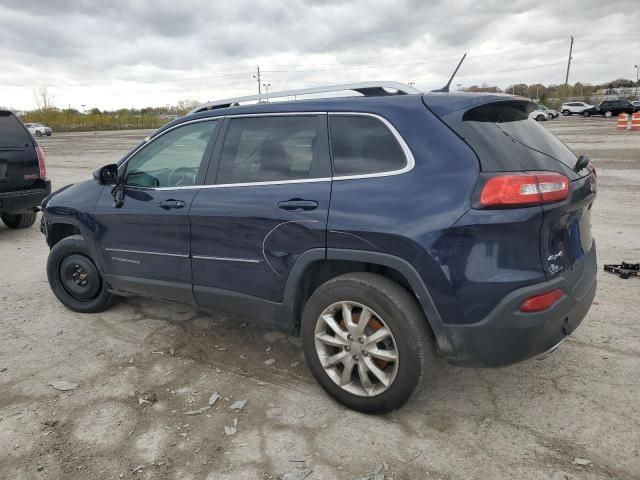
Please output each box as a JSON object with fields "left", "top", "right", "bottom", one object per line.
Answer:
{"left": 42, "top": 83, "right": 597, "bottom": 413}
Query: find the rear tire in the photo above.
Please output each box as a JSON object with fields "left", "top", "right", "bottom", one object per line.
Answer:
{"left": 562, "top": 110, "right": 571, "bottom": 116}
{"left": 301, "top": 272, "right": 435, "bottom": 414}
{"left": 47, "top": 235, "right": 115, "bottom": 313}
{"left": 35, "top": 130, "right": 42, "bottom": 137}
{"left": 536, "top": 114, "right": 545, "bottom": 121}
{"left": 1, "top": 212, "right": 37, "bottom": 229}
{"left": 604, "top": 110, "right": 613, "bottom": 118}
{"left": 583, "top": 111, "right": 591, "bottom": 117}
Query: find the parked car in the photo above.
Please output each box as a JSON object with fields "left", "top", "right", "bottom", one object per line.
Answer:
{"left": 0, "top": 111, "right": 51, "bottom": 228}
{"left": 561, "top": 102, "right": 594, "bottom": 115}
{"left": 40, "top": 83, "right": 598, "bottom": 413}
{"left": 529, "top": 107, "right": 549, "bottom": 121}
{"left": 24, "top": 123, "right": 52, "bottom": 137}
{"left": 537, "top": 104, "right": 560, "bottom": 119}
{"left": 632, "top": 100, "right": 640, "bottom": 108}
{"left": 582, "top": 99, "right": 639, "bottom": 118}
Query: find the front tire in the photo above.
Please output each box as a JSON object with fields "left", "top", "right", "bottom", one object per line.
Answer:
{"left": 604, "top": 110, "right": 613, "bottom": 118}
{"left": 583, "top": 111, "right": 591, "bottom": 117}
{"left": 1, "top": 212, "right": 37, "bottom": 229}
{"left": 536, "top": 114, "right": 545, "bottom": 121}
{"left": 47, "top": 235, "right": 115, "bottom": 313}
{"left": 301, "top": 273, "right": 434, "bottom": 414}
{"left": 562, "top": 110, "right": 571, "bottom": 116}
{"left": 35, "top": 130, "right": 42, "bottom": 137}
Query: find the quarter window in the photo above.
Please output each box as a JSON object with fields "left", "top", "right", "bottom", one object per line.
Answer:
{"left": 125, "top": 120, "right": 218, "bottom": 188}
{"left": 216, "top": 116, "right": 326, "bottom": 184}
{"left": 329, "top": 116, "right": 406, "bottom": 176}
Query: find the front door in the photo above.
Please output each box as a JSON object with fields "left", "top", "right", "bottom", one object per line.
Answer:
{"left": 189, "top": 114, "right": 332, "bottom": 323}
{"left": 94, "top": 119, "right": 220, "bottom": 303}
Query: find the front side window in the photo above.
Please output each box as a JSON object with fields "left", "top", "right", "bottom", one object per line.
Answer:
{"left": 329, "top": 115, "right": 406, "bottom": 176}
{"left": 216, "top": 116, "right": 326, "bottom": 184}
{"left": 125, "top": 120, "right": 218, "bottom": 188}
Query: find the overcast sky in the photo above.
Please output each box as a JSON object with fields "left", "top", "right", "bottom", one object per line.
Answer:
{"left": 1, "top": 0, "right": 639, "bottom": 111}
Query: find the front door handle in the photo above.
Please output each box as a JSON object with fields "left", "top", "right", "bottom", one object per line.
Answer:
{"left": 158, "top": 199, "right": 185, "bottom": 210}
{"left": 277, "top": 199, "right": 319, "bottom": 211}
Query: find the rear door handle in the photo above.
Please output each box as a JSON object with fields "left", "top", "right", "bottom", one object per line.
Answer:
{"left": 277, "top": 199, "right": 319, "bottom": 211}
{"left": 158, "top": 199, "right": 185, "bottom": 210}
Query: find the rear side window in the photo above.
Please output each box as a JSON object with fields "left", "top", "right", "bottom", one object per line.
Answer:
{"left": 0, "top": 111, "right": 32, "bottom": 148}
{"left": 216, "top": 116, "right": 328, "bottom": 184}
{"left": 446, "top": 101, "right": 580, "bottom": 179}
{"left": 329, "top": 115, "right": 406, "bottom": 176}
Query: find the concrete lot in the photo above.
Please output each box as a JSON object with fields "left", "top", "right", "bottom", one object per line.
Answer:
{"left": 1, "top": 117, "right": 639, "bottom": 479}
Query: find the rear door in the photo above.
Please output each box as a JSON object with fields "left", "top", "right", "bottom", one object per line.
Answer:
{"left": 189, "top": 114, "right": 331, "bottom": 323}
{"left": 93, "top": 119, "right": 221, "bottom": 303}
{"left": 0, "top": 112, "right": 38, "bottom": 195}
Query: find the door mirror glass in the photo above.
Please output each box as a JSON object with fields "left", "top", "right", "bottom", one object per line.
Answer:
{"left": 93, "top": 163, "right": 119, "bottom": 185}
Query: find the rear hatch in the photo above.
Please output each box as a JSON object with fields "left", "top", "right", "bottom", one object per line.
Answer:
{"left": 423, "top": 94, "right": 596, "bottom": 280}
{"left": 0, "top": 111, "right": 40, "bottom": 193}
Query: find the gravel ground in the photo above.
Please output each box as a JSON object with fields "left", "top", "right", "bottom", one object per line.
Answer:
{"left": 1, "top": 117, "right": 639, "bottom": 479}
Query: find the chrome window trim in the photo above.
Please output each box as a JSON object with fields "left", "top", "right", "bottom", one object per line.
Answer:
{"left": 104, "top": 247, "right": 189, "bottom": 258}
{"left": 117, "top": 111, "right": 414, "bottom": 191}
{"left": 192, "top": 255, "right": 261, "bottom": 263}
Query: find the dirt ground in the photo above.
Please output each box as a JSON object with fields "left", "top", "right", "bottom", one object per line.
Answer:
{"left": 1, "top": 117, "right": 639, "bottom": 480}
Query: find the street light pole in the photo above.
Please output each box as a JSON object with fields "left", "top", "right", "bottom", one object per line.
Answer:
{"left": 635, "top": 65, "right": 639, "bottom": 99}
{"left": 262, "top": 83, "right": 271, "bottom": 102}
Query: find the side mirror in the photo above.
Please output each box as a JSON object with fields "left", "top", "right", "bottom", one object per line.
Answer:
{"left": 93, "top": 164, "right": 119, "bottom": 185}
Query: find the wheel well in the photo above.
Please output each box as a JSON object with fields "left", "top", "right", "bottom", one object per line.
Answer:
{"left": 48, "top": 223, "right": 81, "bottom": 247}
{"left": 291, "top": 259, "right": 420, "bottom": 331}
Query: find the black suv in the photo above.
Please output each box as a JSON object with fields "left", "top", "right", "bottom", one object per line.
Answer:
{"left": 41, "top": 83, "right": 597, "bottom": 413}
{"left": 0, "top": 110, "right": 50, "bottom": 229}
{"left": 582, "top": 99, "right": 639, "bottom": 117}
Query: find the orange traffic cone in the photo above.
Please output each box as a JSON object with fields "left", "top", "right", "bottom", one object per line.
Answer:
{"left": 631, "top": 112, "right": 640, "bottom": 131}
{"left": 617, "top": 113, "right": 630, "bottom": 129}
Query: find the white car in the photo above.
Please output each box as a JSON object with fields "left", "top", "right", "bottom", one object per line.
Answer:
{"left": 24, "top": 123, "right": 52, "bottom": 137}
{"left": 560, "top": 102, "right": 593, "bottom": 116}
{"left": 529, "top": 108, "right": 549, "bottom": 121}
{"left": 537, "top": 104, "right": 559, "bottom": 119}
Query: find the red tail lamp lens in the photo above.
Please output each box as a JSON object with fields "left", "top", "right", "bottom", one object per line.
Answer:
{"left": 480, "top": 172, "right": 569, "bottom": 207}
{"left": 520, "top": 289, "right": 564, "bottom": 313}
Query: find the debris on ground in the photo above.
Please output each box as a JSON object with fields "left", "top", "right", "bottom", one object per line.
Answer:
{"left": 48, "top": 381, "right": 78, "bottom": 391}
{"left": 44, "top": 420, "right": 59, "bottom": 427}
{"left": 280, "top": 468, "right": 312, "bottom": 480}
{"left": 573, "top": 457, "right": 592, "bottom": 466}
{"left": 224, "top": 418, "right": 239, "bottom": 436}
{"left": 0, "top": 367, "right": 7, "bottom": 373}
{"left": 184, "top": 406, "right": 211, "bottom": 415}
{"left": 37, "top": 465, "right": 44, "bottom": 472}
{"left": 208, "top": 392, "right": 221, "bottom": 406}
{"left": 603, "top": 262, "right": 639, "bottom": 279}
{"left": 372, "top": 462, "right": 385, "bottom": 480}
{"left": 229, "top": 400, "right": 247, "bottom": 411}
{"left": 264, "top": 359, "right": 276, "bottom": 366}
{"left": 290, "top": 361, "right": 300, "bottom": 368}
{"left": 138, "top": 393, "right": 158, "bottom": 405}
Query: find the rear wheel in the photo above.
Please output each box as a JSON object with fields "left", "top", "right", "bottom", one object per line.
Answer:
{"left": 35, "top": 130, "right": 42, "bottom": 137}
{"left": 583, "top": 111, "right": 591, "bottom": 117}
{"left": 301, "top": 273, "right": 434, "bottom": 414}
{"left": 47, "top": 235, "right": 114, "bottom": 313}
{"left": 604, "top": 110, "right": 613, "bottom": 118}
{"left": 1, "top": 212, "right": 37, "bottom": 229}
{"left": 536, "top": 114, "right": 546, "bottom": 121}
{"left": 562, "top": 110, "right": 571, "bottom": 116}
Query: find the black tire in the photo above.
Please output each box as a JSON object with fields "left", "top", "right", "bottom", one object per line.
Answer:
{"left": 536, "top": 114, "right": 545, "bottom": 121}
{"left": 47, "top": 235, "right": 115, "bottom": 313}
{"left": 35, "top": 130, "right": 42, "bottom": 137}
{"left": 1, "top": 212, "right": 37, "bottom": 229}
{"left": 301, "top": 272, "right": 435, "bottom": 414}
{"left": 583, "top": 111, "right": 591, "bottom": 117}
{"left": 604, "top": 110, "right": 613, "bottom": 118}
{"left": 562, "top": 110, "right": 571, "bottom": 116}
{"left": 46, "top": 132, "right": 52, "bottom": 136}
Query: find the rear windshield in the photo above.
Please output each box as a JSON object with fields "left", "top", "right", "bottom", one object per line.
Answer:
{"left": 444, "top": 101, "right": 580, "bottom": 179}
{"left": 0, "top": 111, "right": 33, "bottom": 148}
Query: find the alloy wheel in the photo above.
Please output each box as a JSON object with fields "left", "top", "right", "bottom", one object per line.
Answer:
{"left": 314, "top": 301, "right": 399, "bottom": 397}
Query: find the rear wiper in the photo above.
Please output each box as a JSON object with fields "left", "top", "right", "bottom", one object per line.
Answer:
{"left": 573, "top": 154, "right": 590, "bottom": 173}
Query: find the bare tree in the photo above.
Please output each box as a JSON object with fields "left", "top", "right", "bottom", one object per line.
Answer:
{"left": 175, "top": 99, "right": 200, "bottom": 115}
{"left": 34, "top": 87, "right": 55, "bottom": 111}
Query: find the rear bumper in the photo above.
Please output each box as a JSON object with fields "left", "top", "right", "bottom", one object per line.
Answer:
{"left": 0, "top": 181, "right": 51, "bottom": 213}
{"left": 442, "top": 243, "right": 597, "bottom": 367}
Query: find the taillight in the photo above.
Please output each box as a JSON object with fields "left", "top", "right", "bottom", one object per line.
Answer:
{"left": 479, "top": 172, "right": 569, "bottom": 207}
{"left": 520, "top": 289, "right": 564, "bottom": 312}
{"left": 36, "top": 145, "right": 47, "bottom": 179}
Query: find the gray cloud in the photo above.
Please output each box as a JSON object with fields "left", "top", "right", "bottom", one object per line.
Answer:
{"left": 1, "top": 0, "right": 638, "bottom": 109}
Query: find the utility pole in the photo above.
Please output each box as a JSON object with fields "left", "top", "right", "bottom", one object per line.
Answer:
{"left": 262, "top": 83, "right": 271, "bottom": 102}
{"left": 565, "top": 36, "right": 574, "bottom": 85}
{"left": 635, "top": 64, "right": 639, "bottom": 99}
{"left": 253, "top": 66, "right": 262, "bottom": 101}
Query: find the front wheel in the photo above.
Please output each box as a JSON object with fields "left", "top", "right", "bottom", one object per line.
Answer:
{"left": 1, "top": 212, "right": 37, "bottom": 228}
{"left": 583, "top": 111, "right": 591, "bottom": 117}
{"left": 35, "top": 130, "right": 42, "bottom": 137}
{"left": 47, "top": 235, "right": 115, "bottom": 313}
{"left": 604, "top": 110, "right": 613, "bottom": 118}
{"left": 301, "top": 273, "right": 434, "bottom": 414}
{"left": 536, "top": 114, "right": 546, "bottom": 121}
{"left": 562, "top": 110, "right": 571, "bottom": 116}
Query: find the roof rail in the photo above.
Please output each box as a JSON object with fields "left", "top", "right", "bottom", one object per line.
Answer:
{"left": 188, "top": 81, "right": 421, "bottom": 114}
